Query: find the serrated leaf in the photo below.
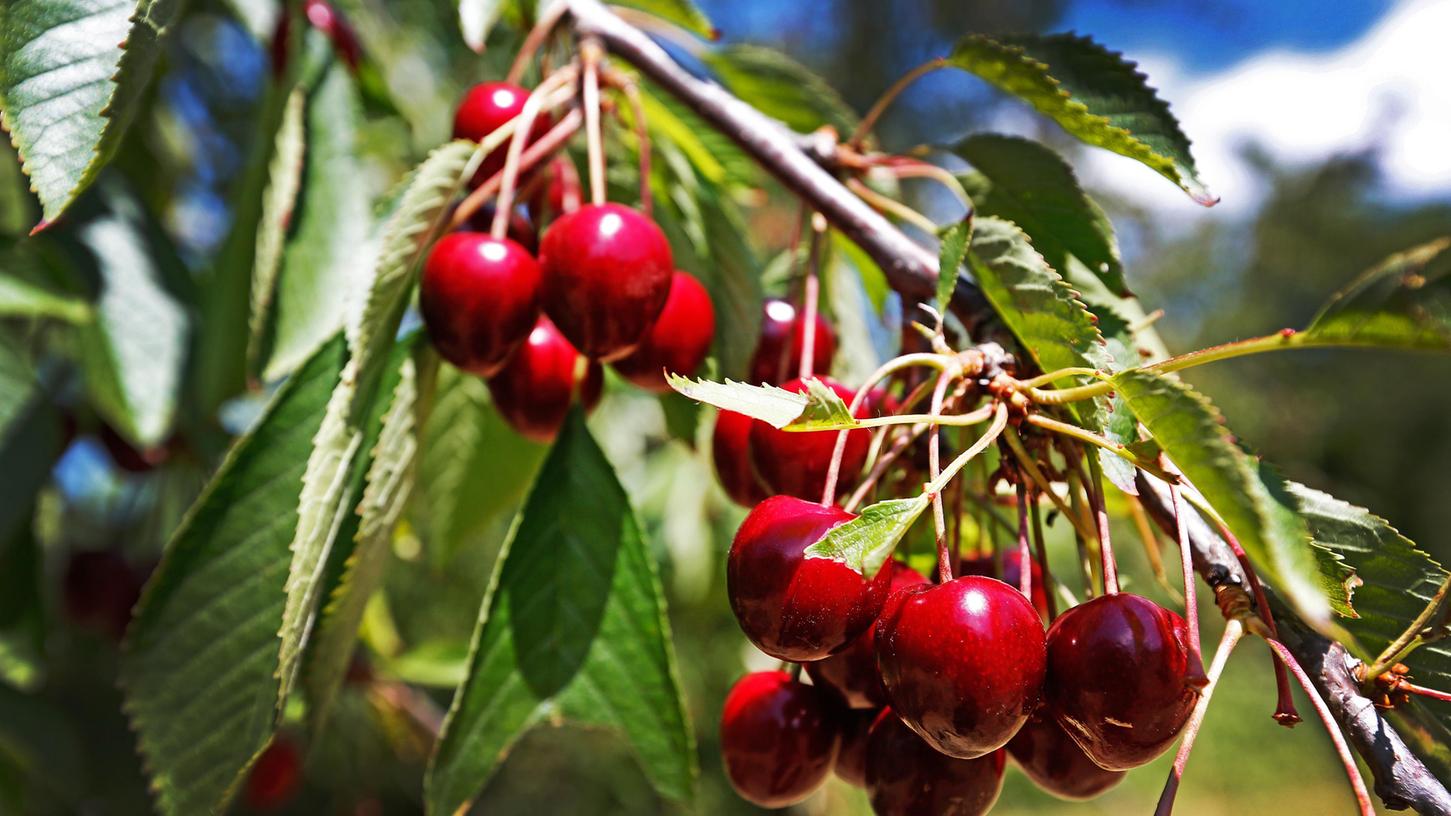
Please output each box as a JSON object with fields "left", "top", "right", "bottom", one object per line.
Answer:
{"left": 947, "top": 33, "right": 1213, "bottom": 204}
{"left": 936, "top": 219, "right": 971, "bottom": 315}
{"left": 246, "top": 88, "right": 306, "bottom": 374}
{"left": 276, "top": 139, "right": 480, "bottom": 707}
{"left": 784, "top": 378, "right": 860, "bottom": 431}
{"left": 955, "top": 133, "right": 1125, "bottom": 295}
{"left": 0, "top": 0, "right": 186, "bottom": 223}
{"left": 1111, "top": 369, "right": 1334, "bottom": 625}
{"left": 804, "top": 495, "right": 929, "bottom": 577}
{"left": 121, "top": 335, "right": 347, "bottom": 816}
{"left": 458, "top": 0, "right": 510, "bottom": 53}
{"left": 426, "top": 411, "right": 696, "bottom": 814}
{"left": 614, "top": 0, "right": 714, "bottom": 39}
{"left": 666, "top": 374, "right": 807, "bottom": 428}
{"left": 703, "top": 44, "right": 858, "bottom": 135}
{"left": 1305, "top": 237, "right": 1451, "bottom": 352}
{"left": 0, "top": 336, "right": 62, "bottom": 541}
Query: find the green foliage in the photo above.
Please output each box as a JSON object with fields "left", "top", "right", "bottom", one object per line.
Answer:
{"left": 704, "top": 44, "right": 859, "bottom": 135}
{"left": 614, "top": 0, "right": 714, "bottom": 39}
{"left": 936, "top": 218, "right": 971, "bottom": 315}
{"left": 666, "top": 374, "right": 807, "bottom": 427}
{"left": 804, "top": 495, "right": 930, "bottom": 577}
{"left": 1305, "top": 237, "right": 1451, "bottom": 351}
{"left": 458, "top": 0, "right": 512, "bottom": 53}
{"left": 245, "top": 89, "right": 306, "bottom": 377}
{"left": 426, "top": 411, "right": 695, "bottom": 814}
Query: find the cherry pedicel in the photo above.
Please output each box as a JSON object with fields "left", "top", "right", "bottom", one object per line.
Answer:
{"left": 712, "top": 409, "right": 768, "bottom": 508}
{"left": 726, "top": 495, "right": 892, "bottom": 662}
{"left": 748, "top": 298, "right": 836, "bottom": 385}
{"left": 611, "top": 271, "right": 715, "bottom": 391}
{"left": 457, "top": 204, "right": 538, "bottom": 253}
{"left": 806, "top": 562, "right": 928, "bottom": 709}
{"left": 453, "top": 82, "right": 554, "bottom": 184}
{"left": 486, "top": 316, "right": 603, "bottom": 443}
{"left": 749, "top": 377, "right": 873, "bottom": 501}
{"left": 244, "top": 736, "right": 303, "bottom": 811}
{"left": 1007, "top": 712, "right": 1126, "bottom": 800}
{"left": 875, "top": 576, "right": 1046, "bottom": 759}
{"left": 538, "top": 203, "right": 674, "bottom": 362}
{"left": 1045, "top": 592, "right": 1202, "bottom": 771}
{"left": 720, "top": 670, "right": 841, "bottom": 808}
{"left": 420, "top": 233, "right": 541, "bottom": 377}
{"left": 866, "top": 709, "right": 1006, "bottom": 816}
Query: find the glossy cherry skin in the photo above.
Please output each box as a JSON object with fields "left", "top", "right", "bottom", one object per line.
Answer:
{"left": 1007, "top": 712, "right": 1126, "bottom": 800}
{"left": 1045, "top": 593, "right": 1201, "bottom": 771}
{"left": 727, "top": 495, "right": 892, "bottom": 662}
{"left": 806, "top": 562, "right": 928, "bottom": 708}
{"left": 866, "top": 709, "right": 1006, "bottom": 816}
{"left": 833, "top": 707, "right": 877, "bottom": 787}
{"left": 453, "top": 82, "right": 553, "bottom": 184}
{"left": 748, "top": 298, "right": 836, "bottom": 385}
{"left": 611, "top": 271, "right": 715, "bottom": 391}
{"left": 244, "top": 736, "right": 303, "bottom": 811}
{"left": 712, "top": 410, "right": 768, "bottom": 507}
{"left": 960, "top": 548, "right": 1050, "bottom": 621}
{"left": 875, "top": 576, "right": 1046, "bottom": 759}
{"left": 486, "top": 316, "right": 603, "bottom": 443}
{"left": 538, "top": 204, "right": 674, "bottom": 361}
{"left": 420, "top": 233, "right": 541, "bottom": 377}
{"left": 750, "top": 378, "right": 873, "bottom": 501}
{"left": 720, "top": 671, "right": 841, "bottom": 808}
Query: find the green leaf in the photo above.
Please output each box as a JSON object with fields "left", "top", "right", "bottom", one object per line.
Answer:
{"left": 936, "top": 218, "right": 971, "bottom": 315}
{"left": 0, "top": 0, "right": 186, "bottom": 223}
{"left": 426, "top": 411, "right": 696, "bottom": 814}
{"left": 804, "top": 495, "right": 930, "bottom": 577}
{"left": 613, "top": 0, "right": 714, "bottom": 39}
{"left": 1304, "top": 237, "right": 1451, "bottom": 352}
{"left": 657, "top": 391, "right": 701, "bottom": 446}
{"left": 703, "top": 45, "right": 858, "bottom": 135}
{"left": 246, "top": 88, "right": 306, "bottom": 375}
{"left": 947, "top": 33, "right": 1213, "bottom": 204}
{"left": 458, "top": 0, "right": 510, "bottom": 53}
{"left": 121, "top": 335, "right": 348, "bottom": 816}
{"left": 385, "top": 639, "right": 470, "bottom": 689}
{"left": 666, "top": 374, "right": 829, "bottom": 429}
{"left": 954, "top": 133, "right": 1125, "bottom": 295}
{"left": 276, "top": 140, "right": 479, "bottom": 706}
{"left": 1110, "top": 369, "right": 1334, "bottom": 625}
{"left": 0, "top": 337, "right": 62, "bottom": 542}
{"left": 784, "top": 378, "right": 860, "bottom": 431}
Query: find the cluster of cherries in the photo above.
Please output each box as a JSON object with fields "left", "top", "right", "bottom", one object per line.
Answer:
{"left": 421, "top": 82, "right": 717, "bottom": 441}
{"left": 712, "top": 312, "right": 1206, "bottom": 814}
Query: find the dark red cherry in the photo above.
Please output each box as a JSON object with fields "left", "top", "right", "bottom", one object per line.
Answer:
{"left": 459, "top": 204, "right": 538, "bottom": 253}
{"left": 712, "top": 410, "right": 768, "bottom": 507}
{"left": 960, "top": 548, "right": 1050, "bottom": 621}
{"left": 99, "top": 424, "right": 166, "bottom": 473}
{"left": 538, "top": 203, "right": 674, "bottom": 361}
{"left": 452, "top": 82, "right": 553, "bottom": 184}
{"left": 720, "top": 671, "right": 841, "bottom": 808}
{"left": 420, "top": 233, "right": 541, "bottom": 377}
{"left": 749, "top": 377, "right": 873, "bottom": 501}
{"left": 806, "top": 562, "right": 927, "bottom": 708}
{"left": 727, "top": 495, "right": 892, "bottom": 662}
{"left": 62, "top": 550, "right": 142, "bottom": 640}
{"left": 611, "top": 271, "right": 715, "bottom": 391}
{"left": 866, "top": 709, "right": 1006, "bottom": 816}
{"left": 244, "top": 736, "right": 303, "bottom": 811}
{"left": 1007, "top": 712, "right": 1126, "bottom": 800}
{"left": 748, "top": 298, "right": 836, "bottom": 385}
{"left": 486, "top": 316, "right": 603, "bottom": 443}
{"left": 876, "top": 576, "right": 1046, "bottom": 759}
{"left": 1045, "top": 593, "right": 1201, "bottom": 771}
{"left": 833, "top": 707, "right": 878, "bottom": 788}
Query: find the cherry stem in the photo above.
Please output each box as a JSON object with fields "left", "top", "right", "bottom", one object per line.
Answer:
{"left": 506, "top": 0, "right": 570, "bottom": 85}
{"left": 1128, "top": 494, "right": 1181, "bottom": 602}
{"left": 1154, "top": 618, "right": 1245, "bottom": 816}
{"left": 581, "top": 37, "right": 607, "bottom": 207}
{"left": 1085, "top": 458, "right": 1119, "bottom": 595}
{"left": 799, "top": 219, "right": 825, "bottom": 381}
{"left": 1029, "top": 495, "right": 1058, "bottom": 620}
{"left": 1025, "top": 413, "right": 1176, "bottom": 483}
{"left": 450, "top": 105, "right": 583, "bottom": 231}
{"left": 1015, "top": 481, "right": 1033, "bottom": 600}
{"left": 845, "top": 423, "right": 924, "bottom": 513}
{"left": 1400, "top": 680, "right": 1451, "bottom": 703}
{"left": 1001, "top": 429, "right": 1098, "bottom": 544}
{"left": 922, "top": 402, "right": 1008, "bottom": 496}
{"left": 492, "top": 66, "right": 578, "bottom": 239}
{"left": 862, "top": 156, "right": 974, "bottom": 213}
{"left": 845, "top": 178, "right": 939, "bottom": 235}
{"left": 1170, "top": 485, "right": 1209, "bottom": 687}
{"left": 603, "top": 68, "right": 652, "bottom": 217}
{"left": 373, "top": 680, "right": 445, "bottom": 739}
{"left": 847, "top": 57, "right": 948, "bottom": 148}
{"left": 1263, "top": 637, "right": 1377, "bottom": 816}
{"left": 928, "top": 368, "right": 955, "bottom": 584}
{"left": 552, "top": 154, "right": 583, "bottom": 214}
{"left": 1364, "top": 573, "right": 1451, "bottom": 683}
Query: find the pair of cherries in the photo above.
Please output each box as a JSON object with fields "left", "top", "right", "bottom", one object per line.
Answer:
{"left": 420, "top": 83, "right": 716, "bottom": 441}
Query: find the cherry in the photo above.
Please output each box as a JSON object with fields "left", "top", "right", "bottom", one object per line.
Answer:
{"left": 1045, "top": 592, "right": 1201, "bottom": 771}
{"left": 833, "top": 707, "right": 878, "bottom": 788}
{"left": 960, "top": 548, "right": 1050, "bottom": 621}
{"left": 805, "top": 562, "right": 928, "bottom": 708}
{"left": 611, "top": 271, "right": 715, "bottom": 391}
{"left": 875, "top": 576, "right": 1046, "bottom": 759}
{"left": 712, "top": 410, "right": 768, "bottom": 508}
{"left": 458, "top": 204, "right": 538, "bottom": 253}
{"left": 866, "top": 709, "right": 1006, "bottom": 816}
{"left": 244, "top": 736, "right": 303, "bottom": 811}
{"left": 727, "top": 495, "right": 892, "bottom": 662}
{"left": 720, "top": 670, "right": 841, "bottom": 808}
{"left": 1007, "top": 712, "right": 1126, "bottom": 800}
{"left": 99, "top": 424, "right": 167, "bottom": 473}
{"left": 748, "top": 298, "right": 836, "bottom": 385}
{"left": 538, "top": 203, "right": 674, "bottom": 361}
{"left": 62, "top": 550, "right": 143, "bottom": 640}
{"left": 486, "top": 316, "right": 603, "bottom": 443}
{"left": 749, "top": 377, "right": 873, "bottom": 501}
{"left": 452, "top": 82, "right": 553, "bottom": 185}
{"left": 419, "top": 233, "right": 541, "bottom": 377}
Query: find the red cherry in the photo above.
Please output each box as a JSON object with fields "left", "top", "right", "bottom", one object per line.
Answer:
{"left": 712, "top": 410, "right": 768, "bottom": 507}
{"left": 420, "top": 233, "right": 541, "bottom": 377}
{"left": 748, "top": 298, "right": 836, "bottom": 385}
{"left": 486, "top": 316, "right": 603, "bottom": 443}
{"left": 727, "top": 495, "right": 892, "bottom": 662}
{"left": 749, "top": 377, "right": 873, "bottom": 501}
{"left": 99, "top": 424, "right": 167, "bottom": 473}
{"left": 1007, "top": 712, "right": 1126, "bottom": 800}
{"left": 244, "top": 736, "right": 303, "bottom": 811}
{"left": 806, "top": 562, "right": 928, "bottom": 708}
{"left": 1045, "top": 593, "right": 1200, "bottom": 771}
{"left": 538, "top": 204, "right": 674, "bottom": 361}
{"left": 458, "top": 204, "right": 538, "bottom": 253}
{"left": 452, "top": 82, "right": 553, "bottom": 185}
{"left": 302, "top": 0, "right": 361, "bottom": 71}
{"left": 960, "top": 548, "right": 1050, "bottom": 621}
{"left": 62, "top": 550, "right": 142, "bottom": 640}
{"left": 720, "top": 671, "right": 841, "bottom": 808}
{"left": 833, "top": 707, "right": 878, "bottom": 788}
{"left": 875, "top": 576, "right": 1046, "bottom": 759}
{"left": 611, "top": 272, "right": 715, "bottom": 391}
{"left": 866, "top": 709, "right": 1006, "bottom": 816}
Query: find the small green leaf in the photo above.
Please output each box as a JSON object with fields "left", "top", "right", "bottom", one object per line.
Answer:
{"left": 804, "top": 495, "right": 930, "bottom": 577}
{"left": 458, "top": 0, "right": 510, "bottom": 53}
{"left": 0, "top": 245, "right": 89, "bottom": 321}
{"left": 784, "top": 378, "right": 859, "bottom": 431}
{"left": 657, "top": 391, "right": 701, "bottom": 445}
{"left": 613, "top": 0, "right": 714, "bottom": 39}
{"left": 0, "top": 335, "right": 63, "bottom": 541}
{"left": 704, "top": 45, "right": 859, "bottom": 135}
{"left": 666, "top": 374, "right": 807, "bottom": 428}
{"left": 426, "top": 411, "right": 696, "bottom": 814}
{"left": 947, "top": 33, "right": 1213, "bottom": 204}
{"left": 936, "top": 218, "right": 971, "bottom": 315}
{"left": 246, "top": 88, "right": 307, "bottom": 375}
{"left": 1304, "top": 237, "right": 1451, "bottom": 352}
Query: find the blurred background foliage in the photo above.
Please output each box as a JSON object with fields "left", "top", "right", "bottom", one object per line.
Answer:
{"left": 0, "top": 0, "right": 1446, "bottom": 814}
